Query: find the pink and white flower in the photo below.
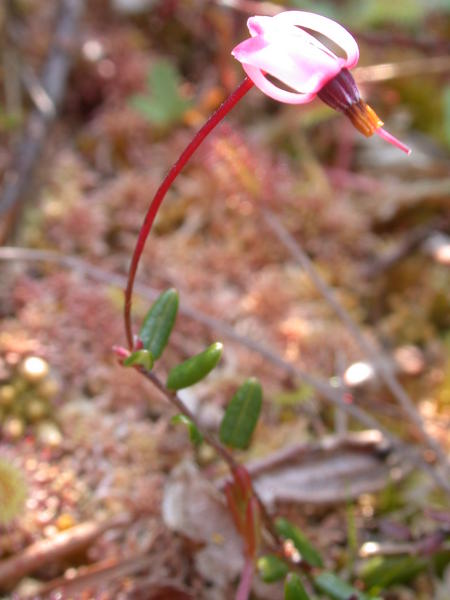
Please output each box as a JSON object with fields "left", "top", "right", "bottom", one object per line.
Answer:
{"left": 232, "top": 11, "right": 411, "bottom": 154}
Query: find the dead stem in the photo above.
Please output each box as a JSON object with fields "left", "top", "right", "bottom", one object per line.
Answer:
{"left": 261, "top": 207, "right": 450, "bottom": 489}
{"left": 0, "top": 246, "right": 446, "bottom": 492}
{"left": 0, "top": 513, "right": 131, "bottom": 587}
{"left": 0, "top": 0, "right": 86, "bottom": 241}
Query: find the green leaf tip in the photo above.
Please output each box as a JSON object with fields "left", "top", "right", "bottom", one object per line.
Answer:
{"left": 123, "top": 349, "right": 154, "bottom": 370}
{"left": 284, "top": 573, "right": 311, "bottom": 600}
{"left": 314, "top": 572, "right": 378, "bottom": 600}
{"left": 275, "top": 517, "right": 323, "bottom": 568}
{"left": 166, "top": 342, "right": 223, "bottom": 390}
{"left": 219, "top": 378, "right": 262, "bottom": 449}
{"left": 130, "top": 59, "right": 192, "bottom": 128}
{"left": 257, "top": 554, "right": 289, "bottom": 583}
{"left": 171, "top": 414, "right": 203, "bottom": 446}
{"left": 140, "top": 288, "right": 179, "bottom": 360}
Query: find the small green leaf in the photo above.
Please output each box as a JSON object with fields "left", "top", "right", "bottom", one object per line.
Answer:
{"left": 140, "top": 289, "right": 179, "bottom": 360}
{"left": 171, "top": 414, "right": 203, "bottom": 446}
{"left": 166, "top": 342, "right": 223, "bottom": 390}
{"left": 360, "top": 555, "right": 427, "bottom": 590}
{"left": 314, "top": 572, "right": 377, "bottom": 600}
{"left": 275, "top": 518, "right": 323, "bottom": 568}
{"left": 284, "top": 573, "right": 311, "bottom": 600}
{"left": 123, "top": 349, "right": 154, "bottom": 370}
{"left": 219, "top": 378, "right": 262, "bottom": 449}
{"left": 257, "top": 554, "right": 289, "bottom": 583}
{"left": 130, "top": 59, "right": 192, "bottom": 128}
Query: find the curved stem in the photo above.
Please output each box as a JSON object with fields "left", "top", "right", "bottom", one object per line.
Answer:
{"left": 235, "top": 558, "right": 254, "bottom": 600}
{"left": 124, "top": 77, "right": 254, "bottom": 347}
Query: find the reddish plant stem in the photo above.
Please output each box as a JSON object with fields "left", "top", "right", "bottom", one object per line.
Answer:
{"left": 235, "top": 558, "right": 254, "bottom": 600}
{"left": 124, "top": 76, "right": 254, "bottom": 347}
{"left": 139, "top": 368, "right": 281, "bottom": 547}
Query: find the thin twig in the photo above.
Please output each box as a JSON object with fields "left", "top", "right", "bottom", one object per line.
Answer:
{"left": 362, "top": 218, "right": 449, "bottom": 278}
{"left": 355, "top": 55, "right": 450, "bottom": 83}
{"left": 137, "top": 368, "right": 281, "bottom": 546}
{"left": 0, "top": 0, "right": 86, "bottom": 240}
{"left": 0, "top": 246, "right": 447, "bottom": 492}
{"left": 0, "top": 513, "right": 131, "bottom": 587}
{"left": 0, "top": 247, "right": 388, "bottom": 432}
{"left": 261, "top": 208, "right": 450, "bottom": 485}
{"left": 21, "top": 554, "right": 152, "bottom": 599}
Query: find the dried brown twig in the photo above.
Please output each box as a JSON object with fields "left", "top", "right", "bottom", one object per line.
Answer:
{"left": 21, "top": 554, "right": 152, "bottom": 599}
{"left": 0, "top": 246, "right": 447, "bottom": 494}
{"left": 362, "top": 217, "right": 449, "bottom": 278}
{"left": 0, "top": 246, "right": 387, "bottom": 432}
{"left": 0, "top": 0, "right": 86, "bottom": 242}
{"left": 0, "top": 513, "right": 131, "bottom": 588}
{"left": 261, "top": 208, "right": 450, "bottom": 490}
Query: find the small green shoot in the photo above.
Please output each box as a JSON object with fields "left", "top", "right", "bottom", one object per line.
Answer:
{"left": 123, "top": 349, "right": 154, "bottom": 370}
{"left": 171, "top": 414, "right": 203, "bottom": 446}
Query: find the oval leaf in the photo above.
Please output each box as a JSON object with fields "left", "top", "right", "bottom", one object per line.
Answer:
{"left": 314, "top": 572, "right": 377, "bottom": 600}
{"left": 284, "top": 573, "right": 311, "bottom": 600}
{"left": 219, "top": 378, "right": 262, "bottom": 449}
{"left": 140, "top": 289, "right": 179, "bottom": 360}
{"left": 123, "top": 349, "right": 154, "bottom": 370}
{"left": 166, "top": 342, "right": 223, "bottom": 390}
{"left": 257, "top": 554, "right": 289, "bottom": 583}
{"left": 360, "top": 556, "right": 427, "bottom": 590}
{"left": 276, "top": 517, "right": 323, "bottom": 568}
{"left": 171, "top": 414, "right": 203, "bottom": 446}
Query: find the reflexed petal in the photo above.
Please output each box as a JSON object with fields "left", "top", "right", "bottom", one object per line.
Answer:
{"left": 247, "top": 15, "right": 333, "bottom": 56}
{"left": 242, "top": 64, "right": 317, "bottom": 104}
{"left": 273, "top": 11, "right": 359, "bottom": 68}
{"left": 232, "top": 27, "right": 343, "bottom": 95}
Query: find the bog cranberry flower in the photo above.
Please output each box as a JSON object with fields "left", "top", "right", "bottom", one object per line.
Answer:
{"left": 232, "top": 11, "right": 411, "bottom": 154}
{"left": 124, "top": 10, "right": 411, "bottom": 348}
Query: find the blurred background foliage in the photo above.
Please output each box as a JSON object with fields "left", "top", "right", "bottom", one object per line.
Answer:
{"left": 0, "top": 0, "right": 449, "bottom": 598}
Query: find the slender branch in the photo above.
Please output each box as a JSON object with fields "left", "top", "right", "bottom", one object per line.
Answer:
{"left": 0, "top": 0, "right": 86, "bottom": 240}
{"left": 139, "top": 368, "right": 236, "bottom": 469}
{"left": 261, "top": 208, "right": 450, "bottom": 483}
{"left": 0, "top": 513, "right": 131, "bottom": 587}
{"left": 124, "top": 77, "right": 254, "bottom": 347}
{"left": 137, "top": 367, "right": 281, "bottom": 546}
{"left": 0, "top": 247, "right": 396, "bottom": 435}
{"left": 22, "top": 555, "right": 151, "bottom": 599}
{"left": 362, "top": 217, "right": 448, "bottom": 278}
{"left": 1, "top": 246, "right": 447, "bottom": 492}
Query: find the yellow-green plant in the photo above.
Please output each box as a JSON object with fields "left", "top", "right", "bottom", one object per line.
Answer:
{"left": 0, "top": 458, "right": 27, "bottom": 525}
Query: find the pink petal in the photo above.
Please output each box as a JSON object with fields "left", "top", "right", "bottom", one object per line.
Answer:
{"left": 273, "top": 11, "right": 359, "bottom": 68}
{"left": 242, "top": 64, "right": 317, "bottom": 104}
{"left": 247, "top": 15, "right": 333, "bottom": 56}
{"left": 232, "top": 28, "right": 342, "bottom": 95}
{"left": 375, "top": 127, "right": 411, "bottom": 155}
